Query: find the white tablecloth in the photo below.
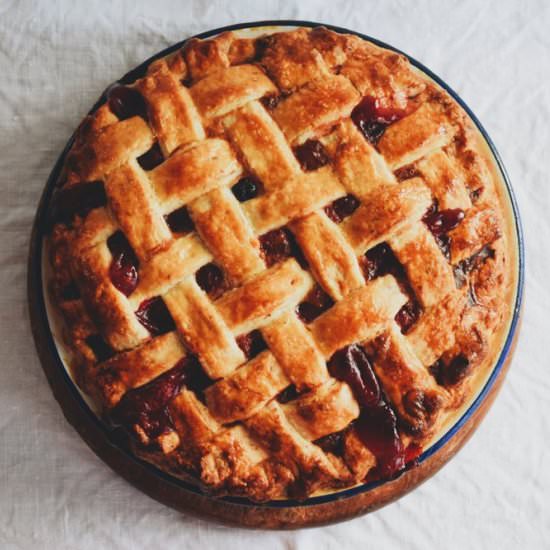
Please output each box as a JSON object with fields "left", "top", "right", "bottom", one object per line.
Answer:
{"left": 1, "top": 0, "right": 547, "bottom": 547}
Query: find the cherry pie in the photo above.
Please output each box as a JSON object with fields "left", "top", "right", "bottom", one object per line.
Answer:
{"left": 47, "top": 26, "right": 515, "bottom": 502}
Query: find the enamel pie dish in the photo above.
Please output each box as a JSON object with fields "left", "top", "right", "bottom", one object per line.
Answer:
{"left": 28, "top": 21, "right": 523, "bottom": 528}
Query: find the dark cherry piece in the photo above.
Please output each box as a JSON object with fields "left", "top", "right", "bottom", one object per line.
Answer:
{"left": 404, "top": 442, "right": 423, "bottom": 465}
{"left": 296, "top": 285, "right": 334, "bottom": 323}
{"left": 363, "top": 243, "right": 401, "bottom": 281}
{"left": 314, "top": 429, "right": 346, "bottom": 456}
{"left": 110, "top": 358, "right": 188, "bottom": 440}
{"left": 135, "top": 297, "right": 175, "bottom": 336}
{"left": 231, "top": 176, "right": 261, "bottom": 202}
{"left": 358, "top": 403, "right": 405, "bottom": 479}
{"left": 137, "top": 142, "right": 164, "bottom": 171}
{"left": 50, "top": 181, "right": 107, "bottom": 224}
{"left": 107, "top": 85, "right": 148, "bottom": 120}
{"left": 351, "top": 96, "right": 406, "bottom": 145}
{"left": 236, "top": 330, "right": 267, "bottom": 360}
{"left": 328, "top": 344, "right": 411, "bottom": 479}
{"left": 261, "top": 94, "right": 281, "bottom": 110}
{"left": 107, "top": 231, "right": 139, "bottom": 296}
{"left": 165, "top": 206, "right": 194, "bottom": 234}
{"left": 259, "top": 227, "right": 306, "bottom": 268}
{"left": 423, "top": 208, "right": 465, "bottom": 236}
{"left": 195, "top": 263, "right": 226, "bottom": 299}
{"left": 395, "top": 299, "right": 421, "bottom": 334}
{"left": 328, "top": 344, "right": 380, "bottom": 407}
{"left": 294, "top": 139, "right": 330, "bottom": 171}
{"left": 181, "top": 356, "right": 214, "bottom": 398}
{"left": 431, "top": 355, "right": 470, "bottom": 387}
{"left": 276, "top": 384, "right": 300, "bottom": 404}
{"left": 85, "top": 334, "right": 114, "bottom": 362}
{"left": 324, "top": 194, "right": 360, "bottom": 223}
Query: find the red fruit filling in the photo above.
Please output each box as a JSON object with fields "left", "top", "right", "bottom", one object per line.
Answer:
{"left": 110, "top": 356, "right": 211, "bottom": 440}
{"left": 294, "top": 139, "right": 330, "bottom": 171}
{"left": 107, "top": 231, "right": 139, "bottom": 296}
{"left": 351, "top": 96, "right": 406, "bottom": 145}
{"left": 85, "top": 334, "right": 114, "bottom": 362}
{"left": 135, "top": 297, "right": 175, "bottom": 335}
{"left": 363, "top": 243, "right": 401, "bottom": 281}
{"left": 259, "top": 227, "right": 307, "bottom": 268}
{"left": 165, "top": 206, "right": 194, "bottom": 234}
{"left": 429, "top": 355, "right": 470, "bottom": 387}
{"left": 328, "top": 344, "right": 410, "bottom": 479}
{"left": 324, "top": 194, "right": 360, "bottom": 223}
{"left": 296, "top": 285, "right": 334, "bottom": 323}
{"left": 422, "top": 207, "right": 465, "bottom": 236}
{"left": 394, "top": 299, "right": 422, "bottom": 334}
{"left": 195, "top": 263, "right": 226, "bottom": 299}
{"left": 231, "top": 176, "right": 261, "bottom": 202}
{"left": 107, "top": 85, "right": 148, "bottom": 120}
{"left": 137, "top": 142, "right": 164, "bottom": 170}
{"left": 276, "top": 384, "right": 300, "bottom": 404}
{"left": 236, "top": 330, "right": 267, "bottom": 360}
{"left": 314, "top": 429, "right": 347, "bottom": 456}
{"left": 260, "top": 94, "right": 281, "bottom": 110}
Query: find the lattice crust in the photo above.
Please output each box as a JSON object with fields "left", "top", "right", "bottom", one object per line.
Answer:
{"left": 48, "top": 26, "right": 513, "bottom": 502}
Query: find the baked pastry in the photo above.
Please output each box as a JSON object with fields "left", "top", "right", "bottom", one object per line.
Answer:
{"left": 47, "top": 26, "right": 514, "bottom": 502}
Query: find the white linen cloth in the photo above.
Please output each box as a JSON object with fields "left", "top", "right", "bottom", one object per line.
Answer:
{"left": 0, "top": 0, "right": 548, "bottom": 548}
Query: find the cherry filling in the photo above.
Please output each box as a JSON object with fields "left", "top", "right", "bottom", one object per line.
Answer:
{"left": 294, "top": 139, "right": 330, "bottom": 171}
{"left": 394, "top": 299, "right": 421, "bottom": 334}
{"left": 50, "top": 181, "right": 107, "bottom": 224}
{"left": 296, "top": 285, "right": 334, "bottom": 323}
{"left": 362, "top": 243, "right": 422, "bottom": 333}
{"left": 259, "top": 227, "right": 307, "bottom": 268}
{"left": 429, "top": 355, "right": 470, "bottom": 387}
{"left": 137, "top": 142, "right": 164, "bottom": 170}
{"left": 107, "top": 85, "right": 148, "bottom": 120}
{"left": 327, "top": 344, "right": 409, "bottom": 478}
{"left": 422, "top": 207, "right": 465, "bottom": 236}
{"left": 403, "top": 442, "right": 423, "bottom": 465}
{"left": 236, "top": 330, "right": 267, "bottom": 360}
{"left": 276, "top": 384, "right": 301, "bottom": 404}
{"left": 195, "top": 263, "right": 226, "bottom": 299}
{"left": 362, "top": 243, "right": 401, "bottom": 281}
{"left": 165, "top": 206, "right": 194, "bottom": 234}
{"left": 314, "top": 429, "right": 347, "bottom": 457}
{"left": 110, "top": 357, "right": 188, "bottom": 440}
{"left": 324, "top": 194, "right": 360, "bottom": 224}
{"left": 231, "top": 176, "right": 261, "bottom": 202}
{"left": 351, "top": 96, "right": 406, "bottom": 145}
{"left": 422, "top": 205, "right": 465, "bottom": 260}
{"left": 135, "top": 297, "right": 175, "bottom": 335}
{"left": 260, "top": 94, "right": 281, "bottom": 110}
{"left": 358, "top": 404, "right": 405, "bottom": 479}
{"left": 107, "top": 231, "right": 139, "bottom": 296}
{"left": 328, "top": 345, "right": 380, "bottom": 407}
{"left": 85, "top": 334, "right": 114, "bottom": 362}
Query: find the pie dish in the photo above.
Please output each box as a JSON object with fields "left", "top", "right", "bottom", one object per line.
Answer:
{"left": 42, "top": 23, "right": 520, "bottom": 505}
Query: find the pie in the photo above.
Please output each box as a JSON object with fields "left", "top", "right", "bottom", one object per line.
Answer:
{"left": 47, "top": 26, "right": 515, "bottom": 502}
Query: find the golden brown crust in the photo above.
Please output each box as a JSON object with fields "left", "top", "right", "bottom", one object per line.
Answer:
{"left": 47, "top": 26, "right": 514, "bottom": 502}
